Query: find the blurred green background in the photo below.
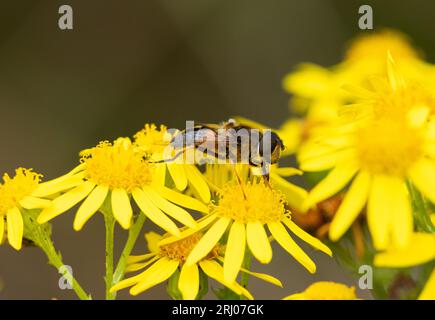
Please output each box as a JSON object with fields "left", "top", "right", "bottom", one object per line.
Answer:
{"left": 0, "top": 0, "right": 434, "bottom": 299}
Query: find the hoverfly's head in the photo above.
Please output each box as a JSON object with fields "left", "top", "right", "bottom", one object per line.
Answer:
{"left": 259, "top": 130, "right": 284, "bottom": 165}
{"left": 270, "top": 131, "right": 284, "bottom": 164}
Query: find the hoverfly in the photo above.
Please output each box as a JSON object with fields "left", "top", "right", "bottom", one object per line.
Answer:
{"left": 159, "top": 119, "right": 285, "bottom": 180}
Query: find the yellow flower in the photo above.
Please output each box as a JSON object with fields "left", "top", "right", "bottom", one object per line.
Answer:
{"left": 284, "top": 30, "right": 424, "bottom": 112}
{"left": 0, "top": 168, "right": 51, "bottom": 250}
{"left": 134, "top": 124, "right": 210, "bottom": 203}
{"left": 205, "top": 163, "right": 307, "bottom": 212}
{"left": 301, "top": 57, "right": 435, "bottom": 250}
{"left": 36, "top": 138, "right": 208, "bottom": 234}
{"left": 374, "top": 232, "right": 435, "bottom": 300}
{"left": 110, "top": 231, "right": 282, "bottom": 299}
{"left": 283, "top": 281, "right": 358, "bottom": 300}
{"left": 281, "top": 30, "right": 435, "bottom": 158}
{"left": 283, "top": 63, "right": 343, "bottom": 118}
{"left": 160, "top": 178, "right": 331, "bottom": 284}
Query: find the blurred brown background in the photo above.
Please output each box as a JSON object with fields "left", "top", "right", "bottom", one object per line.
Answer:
{"left": 0, "top": 0, "right": 434, "bottom": 299}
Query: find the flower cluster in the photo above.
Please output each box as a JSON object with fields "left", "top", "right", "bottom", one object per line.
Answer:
{"left": 1, "top": 120, "right": 331, "bottom": 300}
{"left": 279, "top": 29, "right": 435, "bottom": 300}
{"left": 1, "top": 29, "right": 434, "bottom": 300}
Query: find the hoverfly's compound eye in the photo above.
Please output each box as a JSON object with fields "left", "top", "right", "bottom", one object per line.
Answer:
{"left": 259, "top": 131, "right": 284, "bottom": 164}
{"left": 259, "top": 131, "right": 276, "bottom": 155}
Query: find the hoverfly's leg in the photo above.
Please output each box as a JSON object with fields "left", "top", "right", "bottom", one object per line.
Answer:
{"left": 250, "top": 159, "right": 272, "bottom": 188}
{"left": 148, "top": 147, "right": 188, "bottom": 164}
{"left": 227, "top": 148, "right": 247, "bottom": 199}
{"left": 262, "top": 174, "right": 272, "bottom": 188}
{"left": 231, "top": 164, "right": 247, "bottom": 200}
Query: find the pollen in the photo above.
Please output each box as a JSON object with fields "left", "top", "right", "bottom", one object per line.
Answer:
{"left": 81, "top": 139, "right": 154, "bottom": 192}
{"left": 159, "top": 233, "right": 220, "bottom": 263}
{"left": 373, "top": 83, "right": 434, "bottom": 119}
{"left": 356, "top": 118, "right": 424, "bottom": 177}
{"left": 0, "top": 168, "right": 42, "bottom": 215}
{"left": 213, "top": 180, "right": 287, "bottom": 224}
{"left": 134, "top": 124, "right": 172, "bottom": 157}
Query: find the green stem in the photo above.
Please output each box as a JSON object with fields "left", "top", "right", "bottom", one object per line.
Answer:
{"left": 104, "top": 212, "right": 116, "bottom": 300}
{"left": 39, "top": 237, "right": 91, "bottom": 300}
{"left": 111, "top": 213, "right": 146, "bottom": 299}
{"left": 240, "top": 249, "right": 252, "bottom": 292}
{"left": 23, "top": 210, "right": 90, "bottom": 300}
{"left": 406, "top": 181, "right": 435, "bottom": 232}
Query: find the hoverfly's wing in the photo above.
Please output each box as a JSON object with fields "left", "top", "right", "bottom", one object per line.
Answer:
{"left": 194, "top": 122, "right": 221, "bottom": 130}
{"left": 232, "top": 116, "right": 271, "bottom": 130}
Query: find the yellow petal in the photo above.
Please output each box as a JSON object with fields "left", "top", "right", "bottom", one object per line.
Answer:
{"left": 73, "top": 185, "right": 109, "bottom": 231}
{"left": 367, "top": 175, "right": 403, "bottom": 250}
{"left": 419, "top": 268, "right": 435, "bottom": 300}
{"left": 299, "top": 149, "right": 355, "bottom": 172}
{"left": 298, "top": 142, "right": 355, "bottom": 171}
{"left": 33, "top": 171, "right": 86, "bottom": 197}
{"left": 270, "top": 173, "right": 307, "bottom": 212}
{"left": 37, "top": 181, "right": 95, "bottom": 224}
{"left": 7, "top": 207, "right": 23, "bottom": 250}
{"left": 299, "top": 152, "right": 337, "bottom": 172}
{"left": 408, "top": 106, "right": 430, "bottom": 128}
{"left": 233, "top": 284, "right": 254, "bottom": 300}
{"left": 246, "top": 221, "right": 272, "bottom": 264}
{"left": 374, "top": 233, "right": 435, "bottom": 268}
{"left": 152, "top": 163, "right": 167, "bottom": 186}
{"left": 273, "top": 167, "right": 303, "bottom": 177}
{"left": 329, "top": 171, "right": 371, "bottom": 241}
{"left": 156, "top": 186, "right": 209, "bottom": 213}
{"left": 305, "top": 163, "right": 358, "bottom": 209}
{"left": 283, "top": 293, "right": 307, "bottom": 300}
{"left": 341, "top": 84, "right": 376, "bottom": 99}
{"left": 167, "top": 163, "right": 188, "bottom": 191}
{"left": 130, "top": 257, "right": 179, "bottom": 296}
{"left": 19, "top": 196, "right": 52, "bottom": 210}
{"left": 132, "top": 188, "right": 180, "bottom": 236}
{"left": 127, "top": 253, "right": 157, "bottom": 265}
{"left": 268, "top": 221, "right": 316, "bottom": 273}
{"left": 143, "top": 186, "right": 197, "bottom": 228}
{"left": 158, "top": 214, "right": 218, "bottom": 246}
{"left": 283, "top": 218, "right": 332, "bottom": 256}
{"left": 125, "top": 256, "right": 159, "bottom": 273}
{"left": 185, "top": 165, "right": 211, "bottom": 203}
{"left": 224, "top": 221, "right": 246, "bottom": 283}
{"left": 410, "top": 159, "right": 435, "bottom": 204}
{"left": 387, "top": 51, "right": 406, "bottom": 91}
{"left": 110, "top": 269, "right": 151, "bottom": 293}
{"left": 111, "top": 188, "right": 133, "bottom": 229}
{"left": 145, "top": 231, "right": 163, "bottom": 253}
{"left": 185, "top": 217, "right": 231, "bottom": 266}
{"left": 178, "top": 263, "right": 199, "bottom": 300}
{"left": 199, "top": 260, "right": 253, "bottom": 300}
{"left": 240, "top": 268, "right": 282, "bottom": 287}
